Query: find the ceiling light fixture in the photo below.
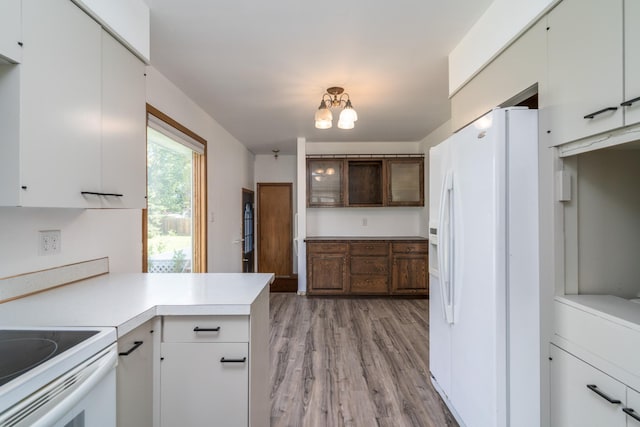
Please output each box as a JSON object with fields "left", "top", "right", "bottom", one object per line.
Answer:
{"left": 314, "top": 87, "right": 358, "bottom": 130}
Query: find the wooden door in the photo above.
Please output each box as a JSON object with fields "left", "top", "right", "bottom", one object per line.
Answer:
{"left": 257, "top": 183, "right": 292, "bottom": 278}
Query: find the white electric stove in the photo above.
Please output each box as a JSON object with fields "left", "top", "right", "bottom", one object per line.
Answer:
{"left": 0, "top": 327, "right": 117, "bottom": 427}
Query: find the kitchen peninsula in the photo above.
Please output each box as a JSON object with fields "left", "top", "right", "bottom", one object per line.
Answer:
{"left": 0, "top": 269, "right": 272, "bottom": 427}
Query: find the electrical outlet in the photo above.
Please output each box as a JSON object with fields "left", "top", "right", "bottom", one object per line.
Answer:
{"left": 39, "top": 230, "right": 61, "bottom": 255}
{"left": 362, "top": 218, "right": 368, "bottom": 226}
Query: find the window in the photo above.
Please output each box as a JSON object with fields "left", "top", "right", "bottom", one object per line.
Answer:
{"left": 143, "top": 105, "right": 207, "bottom": 273}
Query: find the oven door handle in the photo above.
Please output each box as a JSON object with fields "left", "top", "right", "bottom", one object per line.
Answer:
{"left": 31, "top": 346, "right": 117, "bottom": 427}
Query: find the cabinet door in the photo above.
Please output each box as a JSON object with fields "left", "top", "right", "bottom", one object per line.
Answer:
{"left": 624, "top": 0, "right": 640, "bottom": 126}
{"left": 346, "top": 160, "right": 384, "bottom": 206}
{"left": 307, "top": 159, "right": 343, "bottom": 207}
{"left": 626, "top": 388, "right": 640, "bottom": 426}
{"left": 546, "top": 0, "right": 624, "bottom": 147}
{"left": 550, "top": 345, "right": 626, "bottom": 427}
{"left": 0, "top": 0, "right": 21, "bottom": 63}
{"left": 307, "top": 253, "right": 347, "bottom": 294}
{"left": 387, "top": 159, "right": 424, "bottom": 206}
{"left": 117, "top": 320, "right": 155, "bottom": 427}
{"left": 391, "top": 253, "right": 428, "bottom": 295}
{"left": 160, "top": 342, "right": 248, "bottom": 427}
{"left": 21, "top": 0, "right": 102, "bottom": 207}
{"left": 101, "top": 30, "right": 147, "bottom": 208}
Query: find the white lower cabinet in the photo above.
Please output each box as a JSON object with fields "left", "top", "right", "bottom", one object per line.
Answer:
{"left": 160, "top": 316, "right": 250, "bottom": 427}
{"left": 160, "top": 342, "right": 249, "bottom": 427}
{"left": 117, "top": 319, "right": 157, "bottom": 427}
{"left": 550, "top": 344, "right": 638, "bottom": 426}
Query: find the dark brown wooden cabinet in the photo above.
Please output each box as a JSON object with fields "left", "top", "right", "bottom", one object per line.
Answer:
{"left": 306, "top": 242, "right": 348, "bottom": 294}
{"left": 307, "top": 156, "right": 424, "bottom": 208}
{"left": 306, "top": 238, "right": 428, "bottom": 296}
{"left": 391, "top": 242, "right": 429, "bottom": 295}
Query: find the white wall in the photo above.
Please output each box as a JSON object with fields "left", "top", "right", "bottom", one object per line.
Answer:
{"left": 449, "top": 0, "right": 557, "bottom": 96}
{"left": 0, "top": 208, "right": 141, "bottom": 278}
{"left": 146, "top": 67, "right": 255, "bottom": 273}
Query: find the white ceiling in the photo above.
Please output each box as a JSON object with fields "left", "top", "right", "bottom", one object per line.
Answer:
{"left": 147, "top": 0, "right": 493, "bottom": 154}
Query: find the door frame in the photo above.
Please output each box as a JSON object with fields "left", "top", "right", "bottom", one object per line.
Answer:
{"left": 143, "top": 104, "right": 208, "bottom": 273}
{"left": 241, "top": 188, "right": 255, "bottom": 272}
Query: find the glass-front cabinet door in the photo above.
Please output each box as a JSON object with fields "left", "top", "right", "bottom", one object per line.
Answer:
{"left": 307, "top": 159, "right": 344, "bottom": 207}
{"left": 387, "top": 159, "right": 424, "bottom": 206}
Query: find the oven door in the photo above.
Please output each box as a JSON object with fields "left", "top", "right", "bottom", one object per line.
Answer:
{"left": 0, "top": 344, "right": 117, "bottom": 427}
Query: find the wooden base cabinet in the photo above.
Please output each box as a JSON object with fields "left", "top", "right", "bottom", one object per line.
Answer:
{"left": 306, "top": 239, "right": 428, "bottom": 296}
{"left": 307, "top": 242, "right": 348, "bottom": 294}
{"left": 391, "top": 242, "right": 428, "bottom": 295}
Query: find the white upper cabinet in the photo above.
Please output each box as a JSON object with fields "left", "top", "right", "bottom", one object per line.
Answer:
{"left": 101, "top": 30, "right": 146, "bottom": 209}
{"left": 0, "top": 0, "right": 146, "bottom": 208}
{"left": 18, "top": 0, "right": 103, "bottom": 208}
{"left": 0, "top": 0, "right": 22, "bottom": 63}
{"left": 546, "top": 0, "right": 624, "bottom": 147}
{"left": 624, "top": 0, "right": 640, "bottom": 126}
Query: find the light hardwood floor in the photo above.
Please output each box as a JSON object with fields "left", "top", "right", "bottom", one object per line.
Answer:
{"left": 269, "top": 294, "right": 458, "bottom": 427}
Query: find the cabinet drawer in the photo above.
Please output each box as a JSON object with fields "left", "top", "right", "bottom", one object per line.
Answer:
{"left": 163, "top": 316, "right": 249, "bottom": 343}
{"left": 350, "top": 276, "right": 389, "bottom": 294}
{"left": 307, "top": 242, "right": 348, "bottom": 254}
{"left": 350, "top": 242, "right": 388, "bottom": 256}
{"left": 392, "top": 242, "right": 427, "bottom": 254}
{"left": 350, "top": 256, "right": 389, "bottom": 274}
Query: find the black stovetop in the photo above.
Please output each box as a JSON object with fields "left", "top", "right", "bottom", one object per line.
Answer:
{"left": 0, "top": 330, "right": 98, "bottom": 387}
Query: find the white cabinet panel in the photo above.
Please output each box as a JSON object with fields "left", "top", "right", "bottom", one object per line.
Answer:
{"left": 624, "top": 0, "right": 640, "bottom": 126}
{"left": 550, "top": 345, "right": 626, "bottom": 427}
{"left": 160, "top": 342, "right": 248, "bottom": 427}
{"left": 101, "top": 30, "right": 146, "bottom": 209}
{"left": 626, "top": 388, "right": 640, "bottom": 426}
{"left": 547, "top": 0, "right": 624, "bottom": 146}
{"left": 117, "top": 319, "right": 155, "bottom": 427}
{"left": 0, "top": 0, "right": 21, "bottom": 63}
{"left": 17, "top": 0, "right": 102, "bottom": 207}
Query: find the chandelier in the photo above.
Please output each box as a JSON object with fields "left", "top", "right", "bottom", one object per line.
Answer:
{"left": 314, "top": 87, "right": 358, "bottom": 130}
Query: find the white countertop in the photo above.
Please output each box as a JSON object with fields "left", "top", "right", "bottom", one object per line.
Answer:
{"left": 0, "top": 273, "right": 274, "bottom": 336}
{"left": 555, "top": 294, "right": 640, "bottom": 332}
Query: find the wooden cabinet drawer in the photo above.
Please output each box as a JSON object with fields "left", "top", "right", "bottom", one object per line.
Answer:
{"left": 163, "top": 315, "right": 249, "bottom": 343}
{"left": 350, "top": 256, "right": 388, "bottom": 274}
{"left": 350, "top": 275, "right": 389, "bottom": 294}
{"left": 349, "top": 242, "right": 388, "bottom": 255}
{"left": 307, "top": 242, "right": 348, "bottom": 254}
{"left": 392, "top": 242, "right": 428, "bottom": 254}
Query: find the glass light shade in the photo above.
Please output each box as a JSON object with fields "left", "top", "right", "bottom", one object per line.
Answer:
{"left": 315, "top": 106, "right": 333, "bottom": 129}
{"left": 339, "top": 107, "right": 358, "bottom": 123}
{"left": 337, "top": 118, "right": 355, "bottom": 130}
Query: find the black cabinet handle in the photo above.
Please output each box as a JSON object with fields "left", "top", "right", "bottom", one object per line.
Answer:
{"left": 220, "top": 357, "right": 247, "bottom": 363}
{"left": 583, "top": 107, "right": 618, "bottom": 119}
{"left": 81, "top": 191, "right": 124, "bottom": 197}
{"left": 119, "top": 341, "right": 143, "bottom": 356}
{"left": 193, "top": 326, "right": 221, "bottom": 332}
{"left": 621, "top": 96, "right": 640, "bottom": 107}
{"left": 586, "top": 384, "right": 621, "bottom": 404}
{"left": 623, "top": 408, "right": 640, "bottom": 422}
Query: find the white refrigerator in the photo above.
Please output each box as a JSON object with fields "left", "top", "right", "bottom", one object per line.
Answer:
{"left": 428, "top": 108, "right": 540, "bottom": 427}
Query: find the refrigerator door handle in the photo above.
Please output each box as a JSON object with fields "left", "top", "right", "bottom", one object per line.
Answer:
{"left": 438, "top": 170, "right": 454, "bottom": 324}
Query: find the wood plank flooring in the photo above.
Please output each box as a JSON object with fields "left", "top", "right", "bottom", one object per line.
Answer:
{"left": 269, "top": 294, "right": 458, "bottom": 427}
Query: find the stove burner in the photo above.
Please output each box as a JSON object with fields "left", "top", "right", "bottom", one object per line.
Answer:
{"left": 0, "top": 338, "right": 58, "bottom": 384}
{"left": 0, "top": 330, "right": 98, "bottom": 388}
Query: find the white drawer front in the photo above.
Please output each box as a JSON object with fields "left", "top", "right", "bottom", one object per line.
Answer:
{"left": 554, "top": 301, "right": 640, "bottom": 378}
{"left": 163, "top": 315, "right": 249, "bottom": 343}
